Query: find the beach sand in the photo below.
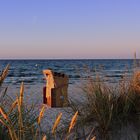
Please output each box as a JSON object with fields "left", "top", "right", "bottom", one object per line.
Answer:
{"left": 2, "top": 82, "right": 139, "bottom": 139}
{"left": 4, "top": 82, "right": 85, "bottom": 132}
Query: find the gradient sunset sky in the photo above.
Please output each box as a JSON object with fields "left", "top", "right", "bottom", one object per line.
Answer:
{"left": 0, "top": 0, "right": 140, "bottom": 59}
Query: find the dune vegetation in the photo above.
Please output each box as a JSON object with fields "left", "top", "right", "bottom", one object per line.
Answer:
{"left": 0, "top": 64, "right": 140, "bottom": 140}
{"left": 69, "top": 69, "right": 140, "bottom": 139}
{"left": 0, "top": 65, "right": 79, "bottom": 140}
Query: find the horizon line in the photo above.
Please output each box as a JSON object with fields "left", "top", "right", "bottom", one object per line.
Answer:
{"left": 0, "top": 58, "right": 139, "bottom": 60}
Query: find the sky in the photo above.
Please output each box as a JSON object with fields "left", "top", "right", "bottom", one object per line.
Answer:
{"left": 0, "top": 0, "right": 140, "bottom": 59}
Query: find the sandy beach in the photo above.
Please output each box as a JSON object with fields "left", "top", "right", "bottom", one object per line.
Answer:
{"left": 4, "top": 82, "right": 85, "bottom": 131}
{"left": 3, "top": 82, "right": 138, "bottom": 140}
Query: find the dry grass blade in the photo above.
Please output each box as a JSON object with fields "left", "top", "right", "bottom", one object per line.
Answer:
{"left": 42, "top": 135, "right": 47, "bottom": 140}
{"left": 19, "top": 82, "right": 24, "bottom": 106}
{"left": 91, "top": 136, "right": 96, "bottom": 140}
{"left": 17, "top": 96, "right": 24, "bottom": 131}
{"left": 68, "top": 111, "right": 78, "bottom": 133}
{"left": 0, "top": 111, "right": 18, "bottom": 140}
{"left": 0, "top": 107, "right": 9, "bottom": 120}
{"left": 8, "top": 98, "right": 18, "bottom": 115}
{"left": 38, "top": 105, "right": 46, "bottom": 124}
{"left": 16, "top": 83, "right": 24, "bottom": 132}
{"left": 0, "top": 64, "right": 10, "bottom": 79}
{"left": 0, "top": 118, "right": 8, "bottom": 127}
{"left": 86, "top": 127, "right": 97, "bottom": 140}
{"left": 0, "top": 64, "right": 10, "bottom": 85}
{"left": 132, "top": 71, "right": 140, "bottom": 92}
{"left": 52, "top": 112, "right": 62, "bottom": 134}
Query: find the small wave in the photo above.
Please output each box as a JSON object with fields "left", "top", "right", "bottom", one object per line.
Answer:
{"left": 105, "top": 74, "right": 123, "bottom": 78}
{"left": 68, "top": 75, "right": 81, "bottom": 78}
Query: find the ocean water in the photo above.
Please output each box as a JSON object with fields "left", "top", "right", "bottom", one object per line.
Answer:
{"left": 0, "top": 59, "right": 139, "bottom": 86}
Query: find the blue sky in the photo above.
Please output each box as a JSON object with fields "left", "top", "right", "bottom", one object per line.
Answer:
{"left": 0, "top": 0, "right": 140, "bottom": 59}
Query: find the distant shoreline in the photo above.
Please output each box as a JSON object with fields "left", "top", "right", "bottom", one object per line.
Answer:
{"left": 0, "top": 58, "right": 139, "bottom": 61}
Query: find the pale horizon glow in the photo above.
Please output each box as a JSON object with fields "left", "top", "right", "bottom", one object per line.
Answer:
{"left": 0, "top": 0, "right": 140, "bottom": 59}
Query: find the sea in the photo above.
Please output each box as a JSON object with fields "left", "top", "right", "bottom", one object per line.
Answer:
{"left": 0, "top": 59, "right": 140, "bottom": 106}
{"left": 0, "top": 59, "right": 139, "bottom": 86}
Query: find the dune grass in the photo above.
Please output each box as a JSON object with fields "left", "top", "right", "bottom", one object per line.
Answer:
{"left": 0, "top": 82, "right": 39, "bottom": 140}
{"left": 0, "top": 65, "right": 79, "bottom": 140}
{"left": 1, "top": 63, "right": 140, "bottom": 140}
{"left": 68, "top": 70, "right": 140, "bottom": 139}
